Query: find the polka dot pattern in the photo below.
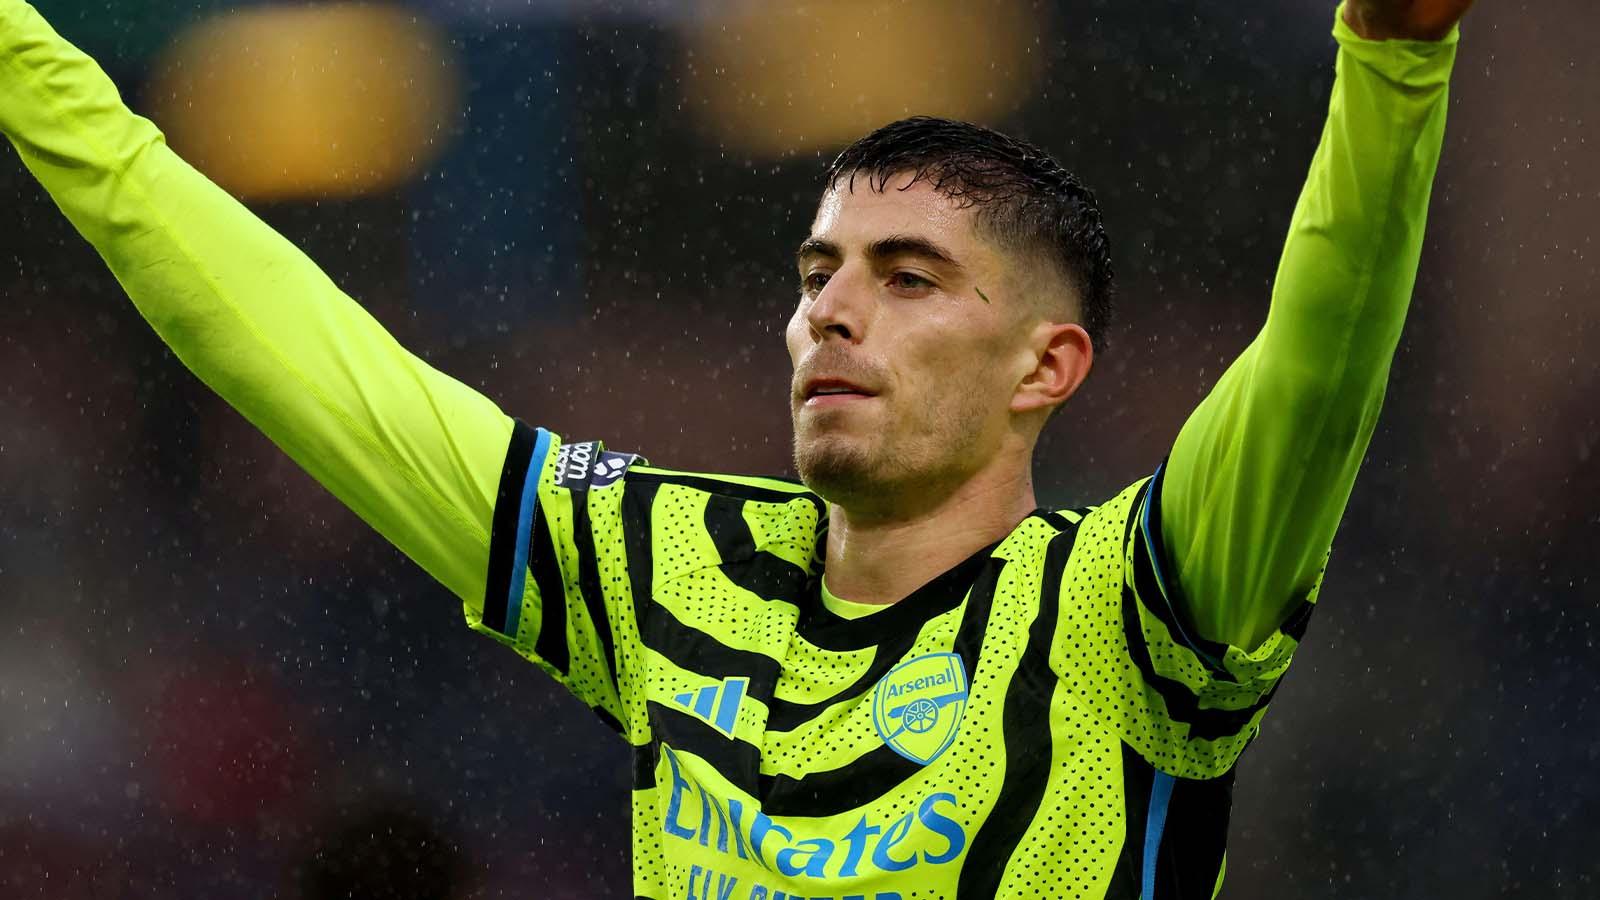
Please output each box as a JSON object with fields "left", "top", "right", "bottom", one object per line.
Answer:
{"left": 761, "top": 605, "right": 963, "bottom": 778}
{"left": 1051, "top": 480, "right": 1308, "bottom": 780}
{"left": 474, "top": 449, "right": 1309, "bottom": 898}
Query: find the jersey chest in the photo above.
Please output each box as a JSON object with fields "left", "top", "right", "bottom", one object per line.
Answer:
{"left": 634, "top": 521, "right": 1056, "bottom": 816}
{"left": 625, "top": 514, "right": 1123, "bottom": 896}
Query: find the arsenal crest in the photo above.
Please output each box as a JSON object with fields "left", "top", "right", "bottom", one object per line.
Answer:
{"left": 871, "top": 652, "right": 970, "bottom": 766}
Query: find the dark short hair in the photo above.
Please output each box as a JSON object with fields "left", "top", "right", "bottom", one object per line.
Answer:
{"left": 823, "top": 116, "right": 1114, "bottom": 350}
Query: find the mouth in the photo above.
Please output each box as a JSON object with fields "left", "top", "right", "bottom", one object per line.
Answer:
{"left": 800, "top": 377, "right": 878, "bottom": 408}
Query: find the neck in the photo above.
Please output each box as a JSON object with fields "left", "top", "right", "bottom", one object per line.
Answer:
{"left": 822, "top": 455, "right": 1037, "bottom": 606}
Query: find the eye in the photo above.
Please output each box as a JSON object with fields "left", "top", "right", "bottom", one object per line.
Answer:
{"left": 887, "top": 271, "right": 934, "bottom": 292}
{"left": 801, "top": 271, "right": 832, "bottom": 296}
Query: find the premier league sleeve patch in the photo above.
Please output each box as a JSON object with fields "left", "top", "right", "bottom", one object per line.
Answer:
{"left": 552, "top": 439, "right": 643, "bottom": 492}
{"left": 871, "top": 652, "right": 970, "bottom": 766}
{"left": 590, "top": 449, "right": 639, "bottom": 487}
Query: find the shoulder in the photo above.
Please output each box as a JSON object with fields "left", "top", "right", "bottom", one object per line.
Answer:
{"left": 627, "top": 464, "right": 822, "bottom": 507}
{"left": 1047, "top": 475, "right": 1155, "bottom": 537}
{"left": 520, "top": 420, "right": 818, "bottom": 509}
{"left": 624, "top": 466, "right": 824, "bottom": 558}
{"left": 618, "top": 466, "right": 824, "bottom": 582}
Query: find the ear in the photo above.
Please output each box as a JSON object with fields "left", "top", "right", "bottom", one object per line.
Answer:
{"left": 1011, "top": 321, "right": 1093, "bottom": 415}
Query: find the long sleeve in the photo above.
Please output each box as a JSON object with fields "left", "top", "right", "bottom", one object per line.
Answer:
{"left": 1156, "top": 6, "right": 1459, "bottom": 650}
{"left": 0, "top": 0, "right": 514, "bottom": 608}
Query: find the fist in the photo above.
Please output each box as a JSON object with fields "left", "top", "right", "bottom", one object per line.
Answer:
{"left": 1344, "top": 0, "right": 1476, "bottom": 41}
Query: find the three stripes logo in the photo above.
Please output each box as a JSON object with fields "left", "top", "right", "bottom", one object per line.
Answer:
{"left": 671, "top": 676, "right": 749, "bottom": 738}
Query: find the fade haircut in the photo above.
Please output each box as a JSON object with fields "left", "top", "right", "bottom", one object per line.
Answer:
{"left": 823, "top": 116, "right": 1114, "bottom": 351}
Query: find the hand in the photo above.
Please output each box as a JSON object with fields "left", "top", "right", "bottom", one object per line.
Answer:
{"left": 1343, "top": 0, "right": 1476, "bottom": 41}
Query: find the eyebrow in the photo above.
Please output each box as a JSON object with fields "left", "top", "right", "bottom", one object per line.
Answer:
{"left": 795, "top": 234, "right": 964, "bottom": 271}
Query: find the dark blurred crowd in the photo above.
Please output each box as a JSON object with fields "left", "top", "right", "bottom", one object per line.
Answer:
{"left": 1, "top": 1, "right": 1596, "bottom": 897}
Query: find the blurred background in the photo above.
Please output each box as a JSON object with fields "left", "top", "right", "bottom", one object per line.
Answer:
{"left": 1, "top": 0, "right": 1596, "bottom": 896}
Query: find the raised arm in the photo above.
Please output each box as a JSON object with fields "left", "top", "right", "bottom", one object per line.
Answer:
{"left": 1154, "top": 1, "right": 1467, "bottom": 650}
{"left": 0, "top": 0, "right": 512, "bottom": 606}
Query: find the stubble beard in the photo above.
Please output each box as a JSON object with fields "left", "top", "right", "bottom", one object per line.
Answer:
{"left": 792, "top": 422, "right": 884, "bottom": 506}
{"left": 790, "top": 373, "right": 891, "bottom": 504}
{"left": 792, "top": 399, "right": 987, "bottom": 514}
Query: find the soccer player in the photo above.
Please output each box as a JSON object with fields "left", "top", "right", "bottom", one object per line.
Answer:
{"left": 1, "top": 0, "right": 1474, "bottom": 896}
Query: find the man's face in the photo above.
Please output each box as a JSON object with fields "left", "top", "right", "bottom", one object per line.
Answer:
{"left": 786, "top": 173, "right": 1037, "bottom": 509}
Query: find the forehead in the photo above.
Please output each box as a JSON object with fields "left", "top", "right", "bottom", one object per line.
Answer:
{"left": 809, "top": 171, "right": 981, "bottom": 250}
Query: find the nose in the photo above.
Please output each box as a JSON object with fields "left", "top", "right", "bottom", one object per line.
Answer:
{"left": 804, "top": 265, "right": 871, "bottom": 344}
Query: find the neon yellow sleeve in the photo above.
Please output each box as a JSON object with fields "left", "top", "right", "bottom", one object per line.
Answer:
{"left": 0, "top": 0, "right": 513, "bottom": 610}
{"left": 1157, "top": 6, "right": 1459, "bottom": 650}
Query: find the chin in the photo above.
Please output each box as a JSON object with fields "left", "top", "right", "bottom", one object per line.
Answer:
{"left": 792, "top": 433, "right": 880, "bottom": 503}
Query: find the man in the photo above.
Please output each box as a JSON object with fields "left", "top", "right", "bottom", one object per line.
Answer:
{"left": 0, "top": 0, "right": 1473, "bottom": 896}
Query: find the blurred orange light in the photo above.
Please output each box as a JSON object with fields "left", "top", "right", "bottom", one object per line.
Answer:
{"left": 149, "top": 4, "right": 460, "bottom": 201}
{"left": 680, "top": 0, "right": 1045, "bottom": 157}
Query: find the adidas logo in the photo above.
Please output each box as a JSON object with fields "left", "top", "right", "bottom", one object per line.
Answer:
{"left": 671, "top": 676, "right": 748, "bottom": 738}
